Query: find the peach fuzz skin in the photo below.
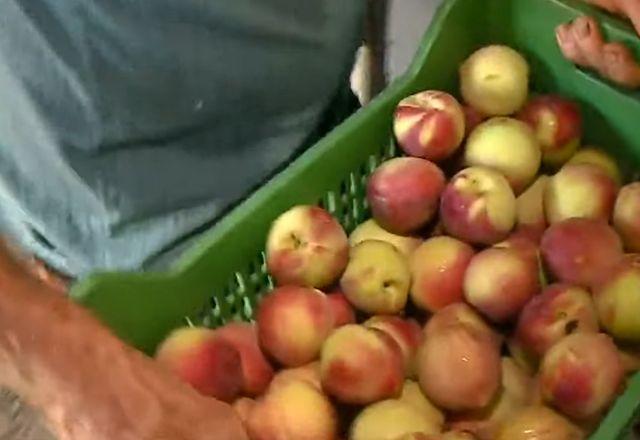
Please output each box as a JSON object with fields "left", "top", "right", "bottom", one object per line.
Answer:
{"left": 266, "top": 205, "right": 348, "bottom": 289}
{"left": 367, "top": 157, "right": 446, "bottom": 234}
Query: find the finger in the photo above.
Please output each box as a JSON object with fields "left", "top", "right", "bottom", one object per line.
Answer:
{"left": 556, "top": 22, "right": 589, "bottom": 65}
{"left": 602, "top": 42, "right": 640, "bottom": 88}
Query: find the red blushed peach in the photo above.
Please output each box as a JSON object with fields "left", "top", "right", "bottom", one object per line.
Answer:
{"left": 568, "top": 147, "right": 621, "bottom": 184}
{"left": 326, "top": 290, "right": 356, "bottom": 328}
{"left": 349, "top": 219, "right": 423, "bottom": 258}
{"left": 593, "top": 259, "right": 640, "bottom": 342}
{"left": 545, "top": 163, "right": 618, "bottom": 224}
{"left": 365, "top": 316, "right": 422, "bottom": 377}
{"left": 257, "top": 286, "right": 334, "bottom": 367}
{"left": 463, "top": 247, "right": 539, "bottom": 323}
{"left": 515, "top": 283, "right": 599, "bottom": 358}
{"left": 496, "top": 406, "right": 583, "bottom": 440}
{"left": 417, "top": 323, "right": 502, "bottom": 412}
{"left": 320, "top": 324, "right": 404, "bottom": 405}
{"left": 449, "top": 357, "right": 536, "bottom": 440}
{"left": 367, "top": 157, "right": 446, "bottom": 234}
{"left": 424, "top": 303, "right": 501, "bottom": 348}
{"left": 540, "top": 218, "right": 624, "bottom": 288}
{"left": 464, "top": 117, "right": 542, "bottom": 194}
{"left": 155, "top": 327, "right": 243, "bottom": 402}
{"left": 613, "top": 182, "right": 640, "bottom": 252}
{"left": 409, "top": 236, "right": 475, "bottom": 313}
{"left": 540, "top": 333, "right": 624, "bottom": 420}
{"left": 266, "top": 205, "right": 348, "bottom": 288}
{"left": 247, "top": 380, "right": 337, "bottom": 440}
{"left": 514, "top": 175, "right": 549, "bottom": 242}
{"left": 517, "top": 95, "right": 582, "bottom": 166}
{"left": 393, "top": 90, "right": 466, "bottom": 162}
{"left": 464, "top": 105, "right": 486, "bottom": 136}
{"left": 215, "top": 322, "right": 274, "bottom": 396}
{"left": 440, "top": 167, "right": 516, "bottom": 245}
{"left": 494, "top": 233, "right": 540, "bottom": 268}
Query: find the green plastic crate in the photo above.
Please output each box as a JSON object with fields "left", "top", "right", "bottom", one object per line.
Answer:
{"left": 70, "top": 0, "right": 640, "bottom": 437}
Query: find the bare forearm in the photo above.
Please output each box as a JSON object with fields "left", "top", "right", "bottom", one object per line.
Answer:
{"left": 0, "top": 259, "right": 246, "bottom": 440}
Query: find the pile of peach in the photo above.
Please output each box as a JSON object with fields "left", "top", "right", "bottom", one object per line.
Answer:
{"left": 154, "top": 45, "right": 640, "bottom": 440}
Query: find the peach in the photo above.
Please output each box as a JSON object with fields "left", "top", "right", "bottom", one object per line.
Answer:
{"left": 517, "top": 95, "right": 582, "bottom": 166}
{"left": 349, "top": 219, "right": 423, "bottom": 258}
{"left": 350, "top": 399, "right": 440, "bottom": 440}
{"left": 464, "top": 117, "right": 541, "bottom": 193}
{"left": 567, "top": 147, "right": 621, "bottom": 184}
{"left": 613, "top": 182, "right": 640, "bottom": 252}
{"left": 393, "top": 90, "right": 466, "bottom": 161}
{"left": 540, "top": 218, "right": 623, "bottom": 288}
{"left": 460, "top": 45, "right": 529, "bottom": 116}
{"left": 450, "top": 357, "right": 535, "bottom": 440}
{"left": 544, "top": 163, "right": 618, "bottom": 224}
{"left": 214, "top": 322, "right": 274, "bottom": 396}
{"left": 440, "top": 166, "right": 516, "bottom": 245}
{"left": 365, "top": 316, "right": 422, "bottom": 377}
{"left": 424, "top": 303, "right": 501, "bottom": 348}
{"left": 593, "top": 259, "right": 640, "bottom": 342}
{"left": 340, "top": 240, "right": 411, "bottom": 315}
{"left": 247, "top": 380, "right": 337, "bottom": 440}
{"left": 540, "top": 333, "right": 624, "bottom": 420}
{"left": 269, "top": 361, "right": 322, "bottom": 391}
{"left": 399, "top": 380, "right": 445, "bottom": 432}
{"left": 463, "top": 105, "right": 486, "bottom": 136}
{"left": 257, "top": 286, "right": 334, "bottom": 367}
{"left": 417, "top": 322, "right": 502, "bottom": 412}
{"left": 232, "top": 397, "right": 256, "bottom": 426}
{"left": 326, "top": 290, "right": 356, "bottom": 328}
{"left": 514, "top": 175, "right": 549, "bottom": 242}
{"left": 407, "top": 433, "right": 477, "bottom": 440}
{"left": 409, "top": 236, "right": 475, "bottom": 313}
{"left": 266, "top": 205, "right": 348, "bottom": 288}
{"left": 496, "top": 406, "right": 583, "bottom": 440}
{"left": 320, "top": 324, "right": 404, "bottom": 405}
{"left": 155, "top": 327, "right": 242, "bottom": 402}
{"left": 494, "top": 233, "right": 540, "bottom": 267}
{"left": 515, "top": 283, "right": 599, "bottom": 358}
{"left": 367, "top": 157, "right": 446, "bottom": 234}
{"left": 463, "top": 247, "right": 539, "bottom": 323}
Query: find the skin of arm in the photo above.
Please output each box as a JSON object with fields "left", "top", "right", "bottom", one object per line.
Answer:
{"left": 0, "top": 246, "right": 248, "bottom": 440}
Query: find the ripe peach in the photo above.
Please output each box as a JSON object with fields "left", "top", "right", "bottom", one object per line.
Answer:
{"left": 349, "top": 219, "right": 423, "bottom": 258}
{"left": 463, "top": 247, "right": 539, "bottom": 323}
{"left": 544, "top": 163, "right": 618, "bottom": 224}
{"left": 440, "top": 166, "right": 516, "bottom": 245}
{"left": 540, "top": 218, "right": 623, "bottom": 288}
{"left": 365, "top": 316, "right": 422, "bottom": 377}
{"left": 367, "top": 157, "right": 446, "bottom": 234}
{"left": 450, "top": 357, "right": 535, "bottom": 440}
{"left": 350, "top": 399, "right": 440, "bottom": 440}
{"left": 409, "top": 236, "right": 475, "bottom": 313}
{"left": 540, "top": 333, "right": 624, "bottom": 420}
{"left": 247, "top": 380, "right": 337, "bottom": 440}
{"left": 399, "top": 380, "right": 445, "bottom": 432}
{"left": 593, "top": 259, "right": 640, "bottom": 342}
{"left": 326, "top": 290, "right": 356, "bottom": 328}
{"left": 460, "top": 45, "right": 530, "bottom": 116}
{"left": 517, "top": 95, "right": 582, "bottom": 166}
{"left": 393, "top": 90, "right": 466, "bottom": 161}
{"left": 515, "top": 175, "right": 549, "bottom": 242}
{"left": 155, "top": 327, "right": 242, "bottom": 402}
{"left": 257, "top": 286, "right": 334, "bottom": 367}
{"left": 215, "top": 322, "right": 274, "bottom": 396}
{"left": 266, "top": 205, "right": 348, "bottom": 288}
{"left": 613, "top": 182, "right": 640, "bottom": 252}
{"left": 567, "top": 147, "right": 621, "bottom": 184}
{"left": 340, "top": 240, "right": 411, "bottom": 315}
{"left": 496, "top": 406, "right": 583, "bottom": 440}
{"left": 269, "top": 361, "right": 322, "bottom": 391}
{"left": 494, "top": 233, "right": 540, "bottom": 267}
{"left": 464, "top": 117, "right": 541, "bottom": 193}
{"left": 515, "top": 283, "right": 599, "bottom": 358}
{"left": 407, "top": 433, "right": 477, "bottom": 440}
{"left": 417, "top": 322, "right": 502, "bottom": 412}
{"left": 464, "top": 105, "right": 486, "bottom": 136}
{"left": 424, "top": 302, "right": 501, "bottom": 348}
{"left": 320, "top": 324, "right": 404, "bottom": 405}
